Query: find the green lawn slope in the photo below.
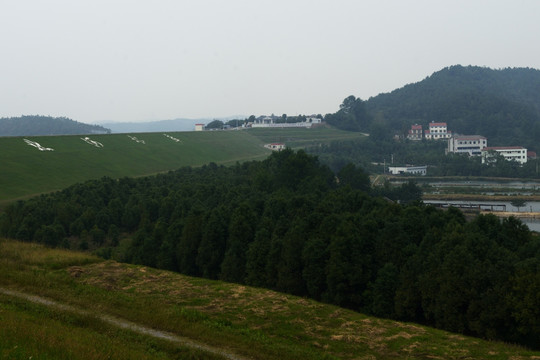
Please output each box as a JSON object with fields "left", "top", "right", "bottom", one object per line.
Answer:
{"left": 1, "top": 239, "right": 538, "bottom": 360}
{"left": 0, "top": 131, "right": 269, "bottom": 204}
{"left": 0, "top": 127, "right": 366, "bottom": 205}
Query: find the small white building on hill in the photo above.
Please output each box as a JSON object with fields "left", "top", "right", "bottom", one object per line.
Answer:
{"left": 264, "top": 143, "right": 285, "bottom": 151}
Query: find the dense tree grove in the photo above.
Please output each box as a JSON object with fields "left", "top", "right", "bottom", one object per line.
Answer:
{"left": 324, "top": 96, "right": 372, "bottom": 132}
{"left": 1, "top": 149, "right": 539, "bottom": 348}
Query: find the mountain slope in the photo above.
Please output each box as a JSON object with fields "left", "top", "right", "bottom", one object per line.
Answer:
{"left": 365, "top": 65, "right": 540, "bottom": 150}
{"left": 0, "top": 115, "right": 110, "bottom": 136}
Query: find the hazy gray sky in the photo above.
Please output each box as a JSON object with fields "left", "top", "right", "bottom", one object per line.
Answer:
{"left": 2, "top": 0, "right": 540, "bottom": 124}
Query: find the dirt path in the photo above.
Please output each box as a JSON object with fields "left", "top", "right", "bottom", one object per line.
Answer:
{"left": 0, "top": 287, "right": 251, "bottom": 360}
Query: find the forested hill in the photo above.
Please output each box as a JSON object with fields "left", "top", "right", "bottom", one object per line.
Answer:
{"left": 365, "top": 65, "right": 540, "bottom": 150}
{"left": 1, "top": 149, "right": 539, "bottom": 349}
{"left": 0, "top": 115, "right": 110, "bottom": 136}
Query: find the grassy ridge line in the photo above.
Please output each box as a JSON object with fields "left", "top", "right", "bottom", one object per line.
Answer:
{"left": 0, "top": 131, "right": 270, "bottom": 203}
{"left": 1, "top": 239, "right": 538, "bottom": 360}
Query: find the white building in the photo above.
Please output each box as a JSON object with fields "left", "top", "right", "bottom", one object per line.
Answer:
{"left": 424, "top": 122, "right": 452, "bottom": 140}
{"left": 481, "top": 146, "right": 528, "bottom": 165}
{"left": 251, "top": 115, "right": 319, "bottom": 128}
{"left": 388, "top": 165, "right": 427, "bottom": 176}
{"left": 194, "top": 123, "right": 205, "bottom": 131}
{"left": 447, "top": 135, "right": 487, "bottom": 156}
{"left": 251, "top": 117, "right": 275, "bottom": 128}
{"left": 306, "top": 117, "right": 322, "bottom": 124}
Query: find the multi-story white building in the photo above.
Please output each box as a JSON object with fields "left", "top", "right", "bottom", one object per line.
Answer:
{"left": 407, "top": 124, "right": 423, "bottom": 140}
{"left": 424, "top": 122, "right": 452, "bottom": 140}
{"left": 447, "top": 135, "right": 487, "bottom": 156}
{"left": 481, "top": 146, "right": 528, "bottom": 165}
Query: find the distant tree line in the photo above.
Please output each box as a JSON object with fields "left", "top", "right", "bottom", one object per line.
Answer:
{"left": 0, "top": 115, "right": 110, "bottom": 136}
{"left": 1, "top": 149, "right": 538, "bottom": 348}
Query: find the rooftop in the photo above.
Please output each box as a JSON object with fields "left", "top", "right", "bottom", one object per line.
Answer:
{"left": 453, "top": 135, "right": 486, "bottom": 140}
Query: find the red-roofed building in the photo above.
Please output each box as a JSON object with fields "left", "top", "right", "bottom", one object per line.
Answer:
{"left": 407, "top": 124, "right": 423, "bottom": 140}
{"left": 424, "top": 121, "right": 452, "bottom": 140}
{"left": 528, "top": 151, "right": 537, "bottom": 160}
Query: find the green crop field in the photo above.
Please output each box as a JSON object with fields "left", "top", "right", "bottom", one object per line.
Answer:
{"left": 0, "top": 127, "right": 367, "bottom": 205}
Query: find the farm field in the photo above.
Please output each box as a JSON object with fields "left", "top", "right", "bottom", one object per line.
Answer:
{"left": 1, "top": 238, "right": 538, "bottom": 360}
{"left": 0, "top": 127, "right": 367, "bottom": 205}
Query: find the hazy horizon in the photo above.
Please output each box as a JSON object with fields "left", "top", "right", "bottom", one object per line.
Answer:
{"left": 2, "top": 1, "right": 540, "bottom": 124}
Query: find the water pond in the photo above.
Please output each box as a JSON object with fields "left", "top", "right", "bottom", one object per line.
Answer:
{"left": 423, "top": 199, "right": 540, "bottom": 232}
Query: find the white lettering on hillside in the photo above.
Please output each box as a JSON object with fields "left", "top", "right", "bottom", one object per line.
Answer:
{"left": 163, "top": 134, "right": 181, "bottom": 143}
{"left": 81, "top": 137, "right": 104, "bottom": 148}
{"left": 23, "top": 139, "right": 54, "bottom": 151}
{"left": 127, "top": 135, "right": 145, "bottom": 144}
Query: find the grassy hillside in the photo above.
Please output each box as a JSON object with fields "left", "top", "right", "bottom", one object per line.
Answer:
{"left": 0, "top": 127, "right": 366, "bottom": 205}
{"left": 0, "top": 131, "right": 269, "bottom": 203}
{"left": 1, "top": 238, "right": 538, "bottom": 360}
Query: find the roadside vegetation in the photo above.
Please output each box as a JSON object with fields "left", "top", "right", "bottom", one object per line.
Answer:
{"left": 2, "top": 238, "right": 539, "bottom": 360}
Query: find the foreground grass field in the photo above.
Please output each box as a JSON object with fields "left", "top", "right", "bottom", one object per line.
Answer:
{"left": 1, "top": 239, "right": 538, "bottom": 360}
{"left": 0, "top": 127, "right": 366, "bottom": 206}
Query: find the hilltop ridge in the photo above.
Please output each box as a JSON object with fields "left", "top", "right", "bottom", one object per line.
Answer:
{"left": 0, "top": 115, "right": 110, "bottom": 136}
{"left": 364, "top": 65, "right": 540, "bottom": 149}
